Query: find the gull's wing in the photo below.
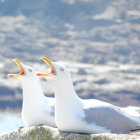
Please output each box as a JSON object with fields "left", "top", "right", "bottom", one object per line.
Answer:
{"left": 83, "top": 104, "right": 140, "bottom": 133}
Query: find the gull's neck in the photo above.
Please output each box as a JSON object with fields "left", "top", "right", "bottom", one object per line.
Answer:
{"left": 54, "top": 79, "right": 82, "bottom": 110}
{"left": 20, "top": 77, "right": 45, "bottom": 102}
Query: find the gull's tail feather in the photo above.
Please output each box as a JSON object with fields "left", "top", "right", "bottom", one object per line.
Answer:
{"left": 122, "top": 106, "right": 140, "bottom": 118}
{"left": 131, "top": 128, "right": 140, "bottom": 132}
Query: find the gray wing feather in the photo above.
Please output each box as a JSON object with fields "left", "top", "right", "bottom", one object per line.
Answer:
{"left": 84, "top": 106, "right": 140, "bottom": 133}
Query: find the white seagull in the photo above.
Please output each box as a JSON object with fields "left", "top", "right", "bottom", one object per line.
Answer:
{"left": 8, "top": 59, "right": 56, "bottom": 127}
{"left": 37, "top": 57, "right": 140, "bottom": 134}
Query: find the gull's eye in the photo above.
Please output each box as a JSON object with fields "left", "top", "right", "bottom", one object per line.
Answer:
{"left": 28, "top": 69, "right": 32, "bottom": 72}
{"left": 60, "top": 68, "right": 64, "bottom": 72}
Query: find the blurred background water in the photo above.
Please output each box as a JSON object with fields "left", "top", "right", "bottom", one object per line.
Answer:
{"left": 0, "top": 0, "right": 140, "bottom": 134}
{"left": 0, "top": 111, "right": 23, "bottom": 134}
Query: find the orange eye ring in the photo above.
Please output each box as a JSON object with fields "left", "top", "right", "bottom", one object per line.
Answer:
{"left": 28, "top": 69, "right": 32, "bottom": 72}
{"left": 60, "top": 68, "right": 64, "bottom": 71}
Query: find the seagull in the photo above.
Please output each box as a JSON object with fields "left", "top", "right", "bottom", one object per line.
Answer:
{"left": 8, "top": 59, "right": 56, "bottom": 128}
{"left": 37, "top": 57, "right": 140, "bottom": 134}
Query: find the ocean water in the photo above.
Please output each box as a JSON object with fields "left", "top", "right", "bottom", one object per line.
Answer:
{"left": 0, "top": 111, "right": 23, "bottom": 135}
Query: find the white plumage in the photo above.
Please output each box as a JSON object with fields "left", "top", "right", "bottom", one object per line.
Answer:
{"left": 8, "top": 59, "right": 56, "bottom": 127}
{"left": 37, "top": 57, "right": 140, "bottom": 134}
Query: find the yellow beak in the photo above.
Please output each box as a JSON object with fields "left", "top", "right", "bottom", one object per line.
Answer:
{"left": 36, "top": 57, "right": 56, "bottom": 76}
{"left": 7, "top": 59, "right": 26, "bottom": 77}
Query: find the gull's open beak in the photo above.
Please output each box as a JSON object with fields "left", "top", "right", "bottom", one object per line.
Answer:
{"left": 7, "top": 59, "right": 26, "bottom": 77}
{"left": 36, "top": 57, "right": 56, "bottom": 76}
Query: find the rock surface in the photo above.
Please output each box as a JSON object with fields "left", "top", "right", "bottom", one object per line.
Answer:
{"left": 0, "top": 126, "right": 140, "bottom": 140}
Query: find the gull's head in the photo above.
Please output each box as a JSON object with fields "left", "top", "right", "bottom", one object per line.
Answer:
{"left": 36, "top": 57, "right": 71, "bottom": 85}
{"left": 7, "top": 59, "right": 37, "bottom": 80}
